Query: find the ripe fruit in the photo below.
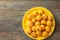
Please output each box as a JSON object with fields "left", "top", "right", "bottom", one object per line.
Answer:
{"left": 26, "top": 27, "right": 31, "bottom": 34}
{"left": 47, "top": 21, "right": 52, "bottom": 27}
{"left": 41, "top": 20, "right": 46, "bottom": 25}
{"left": 33, "top": 11, "right": 37, "bottom": 16}
{"left": 45, "top": 26, "right": 51, "bottom": 32}
{"left": 31, "top": 32, "right": 36, "bottom": 37}
{"left": 40, "top": 25, "right": 45, "bottom": 30}
{"left": 42, "top": 31, "right": 48, "bottom": 37}
{"left": 32, "top": 26, "right": 36, "bottom": 32}
{"left": 32, "top": 17, "right": 36, "bottom": 23}
{"left": 36, "top": 15, "right": 41, "bottom": 21}
{"left": 25, "top": 9, "right": 54, "bottom": 38}
{"left": 36, "top": 26, "right": 41, "bottom": 31}
{"left": 42, "top": 14, "right": 48, "bottom": 20}
{"left": 27, "top": 14, "right": 32, "bottom": 20}
{"left": 27, "top": 21, "right": 33, "bottom": 28}
{"left": 48, "top": 15, "right": 53, "bottom": 21}
{"left": 38, "top": 10, "right": 43, "bottom": 15}
{"left": 36, "top": 31, "right": 41, "bottom": 36}
{"left": 35, "top": 21, "right": 40, "bottom": 26}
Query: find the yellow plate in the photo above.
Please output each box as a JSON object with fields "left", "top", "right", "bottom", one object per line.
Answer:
{"left": 22, "top": 7, "right": 55, "bottom": 40}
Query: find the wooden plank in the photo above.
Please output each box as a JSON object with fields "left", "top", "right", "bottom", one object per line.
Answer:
{"left": 0, "top": 1, "right": 59, "bottom": 10}
{"left": 0, "top": 11, "right": 25, "bottom": 21}
{"left": 0, "top": 0, "right": 59, "bottom": 1}
{"left": 0, "top": 31, "right": 23, "bottom": 40}
{"left": 0, "top": 31, "right": 32, "bottom": 40}
{"left": 0, "top": 20, "right": 60, "bottom": 32}
{"left": 0, "top": 31, "right": 60, "bottom": 40}
{"left": 0, "top": 9, "right": 59, "bottom": 31}
{"left": 0, "top": 11, "right": 24, "bottom": 31}
{"left": 0, "top": 9, "right": 59, "bottom": 21}
{"left": 0, "top": 1, "right": 59, "bottom": 40}
{"left": 46, "top": 32, "right": 60, "bottom": 40}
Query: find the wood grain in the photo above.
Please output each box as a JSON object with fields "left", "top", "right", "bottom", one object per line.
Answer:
{"left": 0, "top": 10, "right": 59, "bottom": 32}
{"left": 0, "top": 10, "right": 59, "bottom": 20}
{"left": 0, "top": 0, "right": 59, "bottom": 1}
{"left": 0, "top": 1, "right": 59, "bottom": 10}
{"left": 0, "top": 1, "right": 59, "bottom": 40}
{"left": 0, "top": 31, "right": 59, "bottom": 40}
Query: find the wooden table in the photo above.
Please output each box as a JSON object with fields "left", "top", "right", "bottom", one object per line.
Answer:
{"left": 0, "top": 1, "right": 60, "bottom": 40}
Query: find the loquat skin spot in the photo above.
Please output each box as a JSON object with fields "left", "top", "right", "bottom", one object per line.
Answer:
{"left": 36, "top": 30, "right": 41, "bottom": 36}
{"left": 31, "top": 32, "right": 37, "bottom": 38}
{"left": 42, "top": 14, "right": 48, "bottom": 20}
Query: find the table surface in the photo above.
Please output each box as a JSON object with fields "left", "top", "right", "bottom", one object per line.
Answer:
{"left": 0, "top": 1, "right": 60, "bottom": 40}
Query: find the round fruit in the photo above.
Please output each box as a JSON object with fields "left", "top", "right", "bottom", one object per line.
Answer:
{"left": 48, "top": 15, "right": 53, "bottom": 21}
{"left": 31, "top": 32, "right": 36, "bottom": 37}
{"left": 42, "top": 14, "right": 48, "bottom": 20}
{"left": 33, "top": 11, "right": 37, "bottom": 16}
{"left": 42, "top": 31, "right": 48, "bottom": 37}
{"left": 41, "top": 20, "right": 46, "bottom": 25}
{"left": 27, "top": 14, "right": 32, "bottom": 20}
{"left": 45, "top": 26, "right": 51, "bottom": 32}
{"left": 36, "top": 26, "right": 41, "bottom": 31}
{"left": 36, "top": 15, "right": 41, "bottom": 21}
{"left": 47, "top": 21, "right": 52, "bottom": 27}
{"left": 32, "top": 26, "right": 36, "bottom": 32}
{"left": 36, "top": 31, "right": 41, "bottom": 36}
{"left": 38, "top": 10, "right": 43, "bottom": 15}
{"left": 26, "top": 27, "right": 31, "bottom": 34}
{"left": 27, "top": 21, "right": 33, "bottom": 28}
{"left": 40, "top": 25, "right": 45, "bottom": 30}
{"left": 35, "top": 21, "right": 40, "bottom": 26}
{"left": 32, "top": 17, "right": 36, "bottom": 23}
